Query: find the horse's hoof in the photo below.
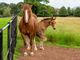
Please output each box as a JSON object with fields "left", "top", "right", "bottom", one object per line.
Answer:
{"left": 29, "top": 52, "right": 34, "bottom": 56}
{"left": 24, "top": 52, "right": 28, "bottom": 56}
{"left": 39, "top": 47, "right": 44, "bottom": 50}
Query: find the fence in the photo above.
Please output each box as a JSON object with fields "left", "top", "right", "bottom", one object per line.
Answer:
{"left": 0, "top": 15, "right": 17, "bottom": 60}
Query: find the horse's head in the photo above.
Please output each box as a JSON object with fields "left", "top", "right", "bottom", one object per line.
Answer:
{"left": 50, "top": 17, "right": 56, "bottom": 30}
{"left": 22, "top": 4, "right": 32, "bottom": 11}
{"left": 22, "top": 4, "right": 32, "bottom": 23}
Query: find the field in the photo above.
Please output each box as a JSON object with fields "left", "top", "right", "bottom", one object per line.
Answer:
{"left": 0, "top": 17, "right": 11, "bottom": 60}
{"left": 45, "top": 17, "right": 80, "bottom": 48}
{"left": 0, "top": 17, "right": 80, "bottom": 60}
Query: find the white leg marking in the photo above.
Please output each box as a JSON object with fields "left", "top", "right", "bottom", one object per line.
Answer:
{"left": 39, "top": 41, "right": 44, "bottom": 50}
{"left": 33, "top": 38, "right": 37, "bottom": 51}
{"left": 24, "top": 52, "right": 28, "bottom": 56}
{"left": 22, "top": 34, "right": 30, "bottom": 50}
{"left": 29, "top": 52, "right": 34, "bottom": 56}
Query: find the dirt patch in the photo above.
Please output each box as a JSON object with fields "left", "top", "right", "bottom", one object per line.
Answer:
{"left": 18, "top": 46, "right": 80, "bottom": 60}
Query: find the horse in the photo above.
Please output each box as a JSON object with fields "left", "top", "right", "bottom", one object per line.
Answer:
{"left": 19, "top": 4, "right": 38, "bottom": 56}
{"left": 23, "top": 17, "right": 56, "bottom": 50}
{"left": 36, "top": 17, "right": 56, "bottom": 50}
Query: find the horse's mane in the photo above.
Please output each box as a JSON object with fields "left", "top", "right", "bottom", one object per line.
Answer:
{"left": 41, "top": 18, "right": 52, "bottom": 22}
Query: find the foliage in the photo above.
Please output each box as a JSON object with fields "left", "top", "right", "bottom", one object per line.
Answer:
{"left": 0, "top": 2, "right": 80, "bottom": 17}
{"left": 59, "top": 6, "right": 68, "bottom": 17}
{"left": 73, "top": 7, "right": 80, "bottom": 17}
{"left": 24, "top": 0, "right": 56, "bottom": 17}
{"left": 0, "top": 3, "right": 9, "bottom": 16}
{"left": 9, "top": 3, "right": 18, "bottom": 15}
{"left": 3, "top": 7, "right": 11, "bottom": 17}
{"left": 31, "top": 3, "right": 56, "bottom": 17}
{"left": 24, "top": 0, "right": 49, "bottom": 4}
{"left": 67, "top": 7, "right": 73, "bottom": 16}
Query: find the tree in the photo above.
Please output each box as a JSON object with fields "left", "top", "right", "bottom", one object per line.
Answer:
{"left": 24, "top": 0, "right": 49, "bottom": 16}
{"left": 0, "top": 8, "right": 3, "bottom": 15}
{"left": 67, "top": 7, "right": 72, "bottom": 16}
{"left": 36, "top": 4, "right": 56, "bottom": 17}
{"left": 59, "top": 6, "right": 68, "bottom": 17}
{"left": 17, "top": 2, "right": 24, "bottom": 14}
{"left": 24, "top": 0, "right": 49, "bottom": 4}
{"left": 45, "top": 5, "right": 57, "bottom": 16}
{"left": 0, "top": 3, "right": 9, "bottom": 7}
{"left": 10, "top": 3, "right": 18, "bottom": 15}
{"left": 0, "top": 3, "right": 9, "bottom": 16}
{"left": 3, "top": 7, "right": 11, "bottom": 17}
{"left": 74, "top": 7, "right": 80, "bottom": 17}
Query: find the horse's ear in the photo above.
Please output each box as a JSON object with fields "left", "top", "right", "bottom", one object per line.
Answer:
{"left": 52, "top": 17, "right": 56, "bottom": 20}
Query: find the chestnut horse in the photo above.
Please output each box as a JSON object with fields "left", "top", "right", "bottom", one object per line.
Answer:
{"left": 19, "top": 4, "right": 38, "bottom": 56}
{"left": 36, "top": 17, "right": 56, "bottom": 50}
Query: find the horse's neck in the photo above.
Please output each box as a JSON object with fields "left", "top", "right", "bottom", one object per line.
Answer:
{"left": 43, "top": 20, "right": 50, "bottom": 28}
{"left": 38, "top": 20, "right": 50, "bottom": 32}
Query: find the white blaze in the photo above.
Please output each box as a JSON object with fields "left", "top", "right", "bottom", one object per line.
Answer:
{"left": 25, "top": 10, "right": 29, "bottom": 23}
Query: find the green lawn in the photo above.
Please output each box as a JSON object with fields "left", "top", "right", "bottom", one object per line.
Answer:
{"left": 0, "top": 17, "right": 11, "bottom": 60}
{"left": 0, "top": 17, "right": 11, "bottom": 28}
{"left": 1, "top": 17, "right": 80, "bottom": 60}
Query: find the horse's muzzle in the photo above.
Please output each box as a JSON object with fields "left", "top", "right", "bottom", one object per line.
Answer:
{"left": 53, "top": 27, "right": 56, "bottom": 30}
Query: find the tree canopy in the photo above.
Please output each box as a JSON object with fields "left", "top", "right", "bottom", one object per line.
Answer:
{"left": 59, "top": 6, "right": 68, "bottom": 17}
{"left": 0, "top": 2, "right": 80, "bottom": 17}
{"left": 24, "top": 0, "right": 49, "bottom": 4}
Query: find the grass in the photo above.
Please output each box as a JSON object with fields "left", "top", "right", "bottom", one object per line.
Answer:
{"left": 0, "top": 17, "right": 11, "bottom": 28}
{"left": 0, "top": 17, "right": 11, "bottom": 60}
{"left": 45, "top": 17, "right": 80, "bottom": 48}
{"left": 1, "top": 17, "right": 80, "bottom": 60}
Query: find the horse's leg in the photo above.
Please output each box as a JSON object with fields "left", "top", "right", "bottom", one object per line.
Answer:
{"left": 39, "top": 36, "right": 47, "bottom": 50}
{"left": 22, "top": 34, "right": 31, "bottom": 50}
{"left": 39, "top": 41, "right": 44, "bottom": 50}
{"left": 33, "top": 38, "right": 37, "bottom": 51}
{"left": 21, "top": 34, "right": 26, "bottom": 46}
{"left": 29, "top": 37, "right": 35, "bottom": 56}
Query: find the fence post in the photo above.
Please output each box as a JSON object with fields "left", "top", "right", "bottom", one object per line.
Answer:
{"left": 0, "top": 29, "right": 3, "bottom": 60}
{"left": 8, "top": 22, "right": 11, "bottom": 49}
{"left": 7, "top": 22, "right": 11, "bottom": 60}
{"left": 9, "top": 15, "right": 17, "bottom": 60}
{"left": 14, "top": 16, "right": 17, "bottom": 47}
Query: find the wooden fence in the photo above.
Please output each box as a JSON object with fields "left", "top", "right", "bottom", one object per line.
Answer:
{"left": 0, "top": 15, "right": 17, "bottom": 60}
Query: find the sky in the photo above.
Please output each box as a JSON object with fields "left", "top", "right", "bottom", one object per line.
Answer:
{"left": 0, "top": 0, "right": 23, "bottom": 4}
{"left": 0, "top": 0, "right": 80, "bottom": 8}
{"left": 48, "top": 0, "right": 80, "bottom": 8}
